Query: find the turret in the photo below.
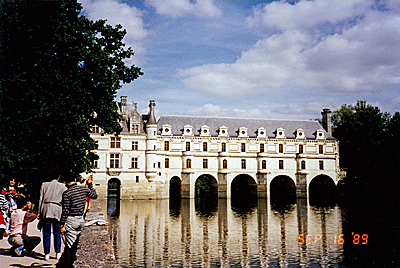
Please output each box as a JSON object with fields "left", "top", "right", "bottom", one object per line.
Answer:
{"left": 147, "top": 100, "right": 157, "bottom": 124}
{"left": 145, "top": 100, "right": 157, "bottom": 181}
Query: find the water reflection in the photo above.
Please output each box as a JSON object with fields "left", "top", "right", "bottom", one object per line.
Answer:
{"left": 102, "top": 198, "right": 350, "bottom": 267}
{"left": 107, "top": 197, "right": 120, "bottom": 216}
{"left": 195, "top": 196, "right": 217, "bottom": 219}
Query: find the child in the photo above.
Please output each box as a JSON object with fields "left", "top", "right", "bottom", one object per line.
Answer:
{"left": 8, "top": 197, "right": 41, "bottom": 256}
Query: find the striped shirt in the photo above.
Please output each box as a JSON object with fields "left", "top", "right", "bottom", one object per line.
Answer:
{"left": 0, "top": 194, "right": 8, "bottom": 212}
{"left": 60, "top": 183, "right": 97, "bottom": 225}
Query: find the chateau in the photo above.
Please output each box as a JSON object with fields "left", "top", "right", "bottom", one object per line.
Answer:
{"left": 87, "top": 97, "right": 342, "bottom": 199}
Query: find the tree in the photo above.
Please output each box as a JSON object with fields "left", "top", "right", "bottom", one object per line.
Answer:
{"left": 332, "top": 100, "right": 398, "bottom": 190}
{"left": 0, "top": 1, "right": 143, "bottom": 199}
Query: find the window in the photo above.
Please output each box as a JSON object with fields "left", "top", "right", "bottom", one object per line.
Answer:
{"left": 279, "top": 160, "right": 284, "bottom": 170}
{"left": 91, "top": 125, "right": 100, "bottom": 133}
{"left": 260, "top": 144, "right": 265, "bottom": 153}
{"left": 301, "top": 160, "right": 306, "bottom": 170}
{"left": 319, "top": 145, "right": 323, "bottom": 154}
{"left": 319, "top": 160, "right": 324, "bottom": 170}
{"left": 279, "top": 144, "right": 283, "bottom": 153}
{"left": 203, "top": 159, "right": 208, "bottom": 169}
{"left": 131, "top": 157, "right": 138, "bottom": 169}
{"left": 241, "top": 143, "right": 246, "bottom": 152}
{"left": 186, "top": 159, "right": 191, "bottom": 168}
{"left": 110, "top": 154, "right": 120, "bottom": 168}
{"left": 164, "top": 141, "right": 169, "bottom": 151}
{"left": 110, "top": 137, "right": 121, "bottom": 148}
{"left": 221, "top": 143, "right": 226, "bottom": 152}
{"left": 165, "top": 158, "right": 169, "bottom": 168}
{"left": 158, "top": 162, "right": 161, "bottom": 168}
{"left": 136, "top": 176, "right": 139, "bottom": 183}
{"left": 203, "top": 142, "right": 208, "bottom": 152}
{"left": 262, "top": 160, "right": 266, "bottom": 169}
{"left": 222, "top": 159, "right": 227, "bottom": 169}
{"left": 241, "top": 159, "right": 246, "bottom": 169}
{"left": 186, "top": 142, "right": 190, "bottom": 151}
{"left": 93, "top": 160, "right": 98, "bottom": 169}
{"left": 132, "top": 141, "right": 138, "bottom": 151}
{"left": 132, "top": 124, "right": 139, "bottom": 134}
{"left": 299, "top": 144, "right": 304, "bottom": 154}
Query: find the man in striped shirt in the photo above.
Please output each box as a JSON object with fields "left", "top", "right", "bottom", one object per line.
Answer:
{"left": 56, "top": 175, "right": 97, "bottom": 268}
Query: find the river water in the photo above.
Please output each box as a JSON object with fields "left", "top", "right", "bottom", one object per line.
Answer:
{"left": 101, "top": 197, "right": 399, "bottom": 267}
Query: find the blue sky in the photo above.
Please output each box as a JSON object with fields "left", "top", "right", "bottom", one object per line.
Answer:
{"left": 80, "top": 0, "right": 400, "bottom": 120}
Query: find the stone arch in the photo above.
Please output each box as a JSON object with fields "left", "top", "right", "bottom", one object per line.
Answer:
{"left": 309, "top": 174, "right": 337, "bottom": 205}
{"left": 231, "top": 174, "right": 257, "bottom": 198}
{"left": 169, "top": 176, "right": 181, "bottom": 199}
{"left": 107, "top": 178, "right": 120, "bottom": 216}
{"left": 231, "top": 174, "right": 257, "bottom": 214}
{"left": 270, "top": 175, "right": 296, "bottom": 203}
{"left": 194, "top": 174, "right": 218, "bottom": 218}
{"left": 169, "top": 176, "right": 181, "bottom": 218}
{"left": 195, "top": 174, "right": 218, "bottom": 197}
{"left": 108, "top": 178, "right": 121, "bottom": 198}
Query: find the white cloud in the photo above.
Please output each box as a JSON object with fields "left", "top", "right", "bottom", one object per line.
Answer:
{"left": 185, "top": 103, "right": 264, "bottom": 118}
{"left": 247, "top": 1, "right": 372, "bottom": 31}
{"left": 272, "top": 102, "right": 336, "bottom": 117}
{"left": 178, "top": 1, "right": 400, "bottom": 97}
{"left": 146, "top": 0, "right": 221, "bottom": 19}
{"left": 80, "top": 0, "right": 148, "bottom": 65}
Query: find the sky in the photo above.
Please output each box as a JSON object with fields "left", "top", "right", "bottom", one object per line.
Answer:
{"left": 80, "top": 0, "right": 400, "bottom": 120}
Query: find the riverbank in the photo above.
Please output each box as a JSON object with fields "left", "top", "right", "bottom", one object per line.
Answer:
{"left": 74, "top": 199, "right": 120, "bottom": 268}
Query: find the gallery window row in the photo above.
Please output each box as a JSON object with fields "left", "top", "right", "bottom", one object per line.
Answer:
{"left": 101, "top": 155, "right": 324, "bottom": 171}
{"left": 163, "top": 141, "right": 325, "bottom": 154}
{"left": 106, "top": 138, "right": 326, "bottom": 155}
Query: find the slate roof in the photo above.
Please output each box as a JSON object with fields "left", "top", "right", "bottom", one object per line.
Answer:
{"left": 157, "top": 115, "right": 334, "bottom": 140}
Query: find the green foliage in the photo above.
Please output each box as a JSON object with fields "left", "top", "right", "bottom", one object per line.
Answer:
{"left": 195, "top": 175, "right": 213, "bottom": 196}
{"left": 0, "top": 1, "right": 142, "bottom": 198}
{"left": 332, "top": 100, "right": 400, "bottom": 189}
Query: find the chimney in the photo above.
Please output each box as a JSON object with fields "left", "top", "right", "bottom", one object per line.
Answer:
{"left": 121, "top": 96, "right": 127, "bottom": 114}
{"left": 321, "top": 108, "right": 332, "bottom": 136}
{"left": 147, "top": 100, "right": 157, "bottom": 124}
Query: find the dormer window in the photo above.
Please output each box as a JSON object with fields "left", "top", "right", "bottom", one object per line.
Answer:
{"left": 183, "top": 125, "right": 193, "bottom": 136}
{"left": 315, "top": 129, "right": 325, "bottom": 140}
{"left": 238, "top": 126, "right": 248, "bottom": 138}
{"left": 218, "top": 126, "right": 229, "bottom": 137}
{"left": 257, "top": 127, "right": 267, "bottom": 139}
{"left": 296, "top": 128, "right": 305, "bottom": 139}
{"left": 162, "top": 124, "right": 172, "bottom": 136}
{"left": 91, "top": 125, "right": 100, "bottom": 133}
{"left": 132, "top": 124, "right": 139, "bottom": 134}
{"left": 276, "top": 128, "right": 285, "bottom": 139}
{"left": 200, "top": 125, "right": 210, "bottom": 137}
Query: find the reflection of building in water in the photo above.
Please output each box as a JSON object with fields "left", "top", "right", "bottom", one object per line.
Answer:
{"left": 104, "top": 199, "right": 343, "bottom": 267}
{"left": 88, "top": 97, "right": 343, "bottom": 199}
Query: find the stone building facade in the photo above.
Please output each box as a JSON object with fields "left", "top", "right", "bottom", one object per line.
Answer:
{"left": 87, "top": 97, "right": 342, "bottom": 199}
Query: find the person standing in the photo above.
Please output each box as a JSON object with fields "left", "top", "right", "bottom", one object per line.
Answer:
{"left": 0, "top": 193, "right": 8, "bottom": 239}
{"left": 56, "top": 174, "right": 97, "bottom": 268}
{"left": 38, "top": 175, "right": 67, "bottom": 261}
{"left": 8, "top": 198, "right": 40, "bottom": 256}
{"left": 2, "top": 178, "right": 18, "bottom": 234}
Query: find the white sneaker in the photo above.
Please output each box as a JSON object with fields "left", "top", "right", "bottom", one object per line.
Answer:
{"left": 44, "top": 254, "right": 50, "bottom": 261}
{"left": 56, "top": 252, "right": 62, "bottom": 260}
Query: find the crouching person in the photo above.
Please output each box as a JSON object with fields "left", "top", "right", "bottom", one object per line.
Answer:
{"left": 56, "top": 174, "right": 97, "bottom": 268}
{"left": 8, "top": 198, "right": 40, "bottom": 256}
